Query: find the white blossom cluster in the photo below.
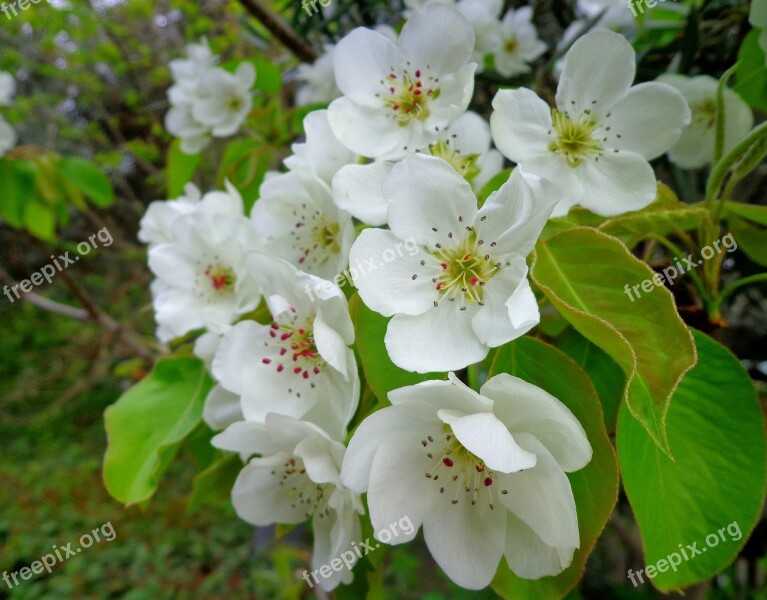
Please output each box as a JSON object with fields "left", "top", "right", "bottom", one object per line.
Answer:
{"left": 164, "top": 40, "right": 256, "bottom": 154}
{"left": 0, "top": 71, "right": 17, "bottom": 157}
{"left": 147, "top": 2, "right": 754, "bottom": 590}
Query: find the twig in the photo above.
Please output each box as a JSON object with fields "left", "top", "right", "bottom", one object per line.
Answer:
{"left": 237, "top": 0, "right": 318, "bottom": 62}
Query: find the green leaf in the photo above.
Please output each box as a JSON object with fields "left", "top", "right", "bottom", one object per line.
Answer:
{"left": 541, "top": 208, "right": 606, "bottom": 241}
{"left": 251, "top": 57, "right": 282, "bottom": 93}
{"left": 617, "top": 330, "right": 766, "bottom": 591}
{"left": 735, "top": 29, "right": 767, "bottom": 113}
{"left": 555, "top": 328, "right": 625, "bottom": 432}
{"left": 167, "top": 138, "right": 201, "bottom": 198}
{"left": 103, "top": 357, "right": 213, "bottom": 505}
{"left": 217, "top": 138, "right": 272, "bottom": 211}
{"left": 489, "top": 337, "right": 618, "bottom": 600}
{"left": 0, "top": 158, "right": 35, "bottom": 227}
{"left": 58, "top": 156, "right": 115, "bottom": 208}
{"left": 721, "top": 200, "right": 767, "bottom": 226}
{"left": 349, "top": 294, "right": 442, "bottom": 403}
{"left": 23, "top": 201, "right": 57, "bottom": 241}
{"left": 728, "top": 217, "right": 767, "bottom": 266}
{"left": 188, "top": 452, "right": 241, "bottom": 512}
{"left": 531, "top": 227, "right": 697, "bottom": 456}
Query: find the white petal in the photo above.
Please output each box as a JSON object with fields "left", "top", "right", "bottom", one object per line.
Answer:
{"left": 348, "top": 228, "right": 437, "bottom": 317}
{"left": 495, "top": 434, "right": 580, "bottom": 548}
{"left": 294, "top": 435, "right": 342, "bottom": 486}
{"left": 211, "top": 420, "right": 270, "bottom": 456}
{"left": 231, "top": 455, "right": 308, "bottom": 525}
{"left": 490, "top": 88, "right": 553, "bottom": 163}
{"left": 202, "top": 384, "right": 243, "bottom": 431}
{"left": 480, "top": 373, "right": 592, "bottom": 472}
{"left": 328, "top": 96, "right": 404, "bottom": 158}
{"left": 332, "top": 161, "right": 394, "bottom": 225}
{"left": 437, "top": 409, "right": 537, "bottom": 472}
{"left": 399, "top": 4, "right": 475, "bottom": 75}
{"left": 385, "top": 154, "right": 478, "bottom": 248}
{"left": 606, "top": 82, "right": 691, "bottom": 159}
{"left": 333, "top": 28, "right": 399, "bottom": 106}
{"left": 385, "top": 302, "right": 488, "bottom": 372}
{"left": 556, "top": 29, "right": 635, "bottom": 118}
{"left": 388, "top": 373, "right": 493, "bottom": 412}
{"left": 504, "top": 511, "right": 576, "bottom": 579}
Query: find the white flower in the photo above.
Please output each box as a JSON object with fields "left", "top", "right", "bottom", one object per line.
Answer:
{"left": 0, "top": 117, "right": 16, "bottom": 157}
{"left": 191, "top": 63, "right": 256, "bottom": 137}
{"left": 349, "top": 154, "right": 558, "bottom": 373}
{"left": 0, "top": 71, "right": 16, "bottom": 107}
{"left": 167, "top": 39, "right": 217, "bottom": 104}
{"left": 657, "top": 74, "right": 754, "bottom": 170}
{"left": 341, "top": 372, "right": 592, "bottom": 589}
{"left": 332, "top": 112, "right": 502, "bottom": 226}
{"left": 165, "top": 104, "right": 212, "bottom": 154}
{"left": 295, "top": 45, "right": 342, "bottom": 106}
{"left": 455, "top": 0, "right": 503, "bottom": 67}
{"left": 328, "top": 4, "right": 476, "bottom": 159}
{"left": 491, "top": 29, "right": 691, "bottom": 216}
{"left": 284, "top": 109, "right": 357, "bottom": 186}
{"left": 211, "top": 253, "right": 360, "bottom": 440}
{"left": 148, "top": 210, "right": 261, "bottom": 341}
{"left": 491, "top": 7, "right": 547, "bottom": 78}
{"left": 577, "top": 0, "right": 628, "bottom": 18}
{"left": 138, "top": 181, "right": 244, "bottom": 246}
{"left": 251, "top": 171, "right": 355, "bottom": 280}
{"left": 213, "top": 413, "right": 363, "bottom": 591}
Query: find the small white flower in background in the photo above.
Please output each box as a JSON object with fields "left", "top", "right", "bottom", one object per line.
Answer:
{"left": 577, "top": 0, "right": 630, "bottom": 18}
{"left": 0, "top": 118, "right": 16, "bottom": 157}
{"left": 332, "top": 111, "right": 502, "bottom": 226}
{"left": 491, "top": 7, "right": 547, "bottom": 78}
{"left": 284, "top": 109, "right": 358, "bottom": 186}
{"left": 349, "top": 153, "right": 559, "bottom": 373}
{"left": 251, "top": 171, "right": 355, "bottom": 280}
{"left": 212, "top": 253, "right": 360, "bottom": 440}
{"left": 138, "top": 181, "right": 245, "bottom": 246}
{"left": 341, "top": 372, "right": 592, "bottom": 589}
{"left": 295, "top": 45, "right": 342, "bottom": 106}
{"left": 328, "top": 4, "right": 476, "bottom": 160}
{"left": 165, "top": 41, "right": 255, "bottom": 154}
{"left": 403, "top": 0, "right": 457, "bottom": 17}
{"left": 213, "top": 413, "right": 363, "bottom": 591}
{"left": 656, "top": 74, "right": 753, "bottom": 170}
{"left": 491, "top": 29, "right": 690, "bottom": 217}
{"left": 0, "top": 71, "right": 16, "bottom": 106}
{"left": 455, "top": 0, "right": 503, "bottom": 68}
{"left": 147, "top": 209, "right": 262, "bottom": 342}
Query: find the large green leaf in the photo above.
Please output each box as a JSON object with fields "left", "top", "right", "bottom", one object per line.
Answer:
{"left": 555, "top": 328, "right": 625, "bottom": 432}
{"left": 0, "top": 158, "right": 35, "bottom": 228}
{"left": 729, "top": 217, "right": 767, "bottom": 266}
{"left": 489, "top": 337, "right": 618, "bottom": 600}
{"left": 349, "top": 294, "right": 441, "bottom": 403}
{"left": 58, "top": 156, "right": 115, "bottom": 208}
{"left": 735, "top": 29, "right": 767, "bottom": 113}
{"left": 103, "top": 357, "right": 213, "bottom": 505}
{"left": 531, "top": 227, "right": 696, "bottom": 455}
{"left": 598, "top": 204, "right": 710, "bottom": 249}
{"left": 166, "top": 138, "right": 201, "bottom": 198}
{"left": 617, "top": 330, "right": 766, "bottom": 591}
{"left": 722, "top": 201, "right": 767, "bottom": 226}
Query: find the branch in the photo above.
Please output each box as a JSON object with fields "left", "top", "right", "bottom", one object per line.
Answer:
{"left": 237, "top": 0, "right": 318, "bottom": 63}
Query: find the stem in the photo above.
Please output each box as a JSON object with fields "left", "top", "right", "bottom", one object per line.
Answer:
{"left": 710, "top": 273, "right": 767, "bottom": 318}
{"left": 237, "top": 0, "right": 318, "bottom": 63}
{"left": 649, "top": 235, "right": 713, "bottom": 308}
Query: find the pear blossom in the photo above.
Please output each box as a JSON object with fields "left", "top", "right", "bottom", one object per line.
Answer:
{"left": 328, "top": 4, "right": 476, "bottom": 160}
{"left": 349, "top": 154, "right": 559, "bottom": 373}
{"left": 191, "top": 63, "right": 256, "bottom": 137}
{"left": 212, "top": 253, "right": 359, "bottom": 440}
{"left": 491, "top": 7, "right": 547, "bottom": 78}
{"left": 283, "top": 110, "right": 357, "bottom": 186}
{"left": 295, "top": 45, "right": 342, "bottom": 106}
{"left": 656, "top": 75, "right": 754, "bottom": 170}
{"left": 455, "top": 0, "right": 503, "bottom": 67}
{"left": 341, "top": 372, "right": 592, "bottom": 589}
{"left": 213, "top": 413, "right": 363, "bottom": 591}
{"left": 148, "top": 210, "right": 262, "bottom": 342}
{"left": 0, "top": 71, "right": 16, "bottom": 106}
{"left": 491, "top": 29, "right": 690, "bottom": 216}
{"left": 138, "top": 180, "right": 245, "bottom": 246}
{"left": 0, "top": 117, "right": 16, "bottom": 157}
{"left": 251, "top": 171, "right": 355, "bottom": 280}
{"left": 167, "top": 39, "right": 216, "bottom": 104}
{"left": 332, "top": 111, "right": 502, "bottom": 226}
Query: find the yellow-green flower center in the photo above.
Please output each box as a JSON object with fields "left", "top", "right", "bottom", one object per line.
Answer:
{"left": 428, "top": 139, "right": 480, "bottom": 183}
{"left": 381, "top": 67, "right": 440, "bottom": 126}
{"left": 434, "top": 232, "right": 499, "bottom": 306}
{"left": 205, "top": 265, "right": 236, "bottom": 294}
{"left": 548, "top": 110, "right": 603, "bottom": 167}
{"left": 692, "top": 97, "right": 717, "bottom": 129}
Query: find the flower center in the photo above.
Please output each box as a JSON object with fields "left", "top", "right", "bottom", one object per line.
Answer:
{"left": 381, "top": 67, "right": 440, "bottom": 126}
{"left": 548, "top": 110, "right": 603, "bottom": 167}
{"left": 422, "top": 427, "right": 507, "bottom": 509}
{"left": 206, "top": 265, "right": 236, "bottom": 292}
{"left": 275, "top": 456, "right": 332, "bottom": 519}
{"left": 504, "top": 36, "right": 518, "bottom": 53}
{"left": 433, "top": 232, "right": 499, "bottom": 306}
{"left": 692, "top": 97, "right": 717, "bottom": 129}
{"left": 196, "top": 262, "right": 236, "bottom": 301}
{"left": 227, "top": 95, "right": 244, "bottom": 112}
{"left": 428, "top": 139, "right": 480, "bottom": 182}
{"left": 263, "top": 313, "right": 325, "bottom": 384}
{"left": 290, "top": 207, "right": 341, "bottom": 268}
